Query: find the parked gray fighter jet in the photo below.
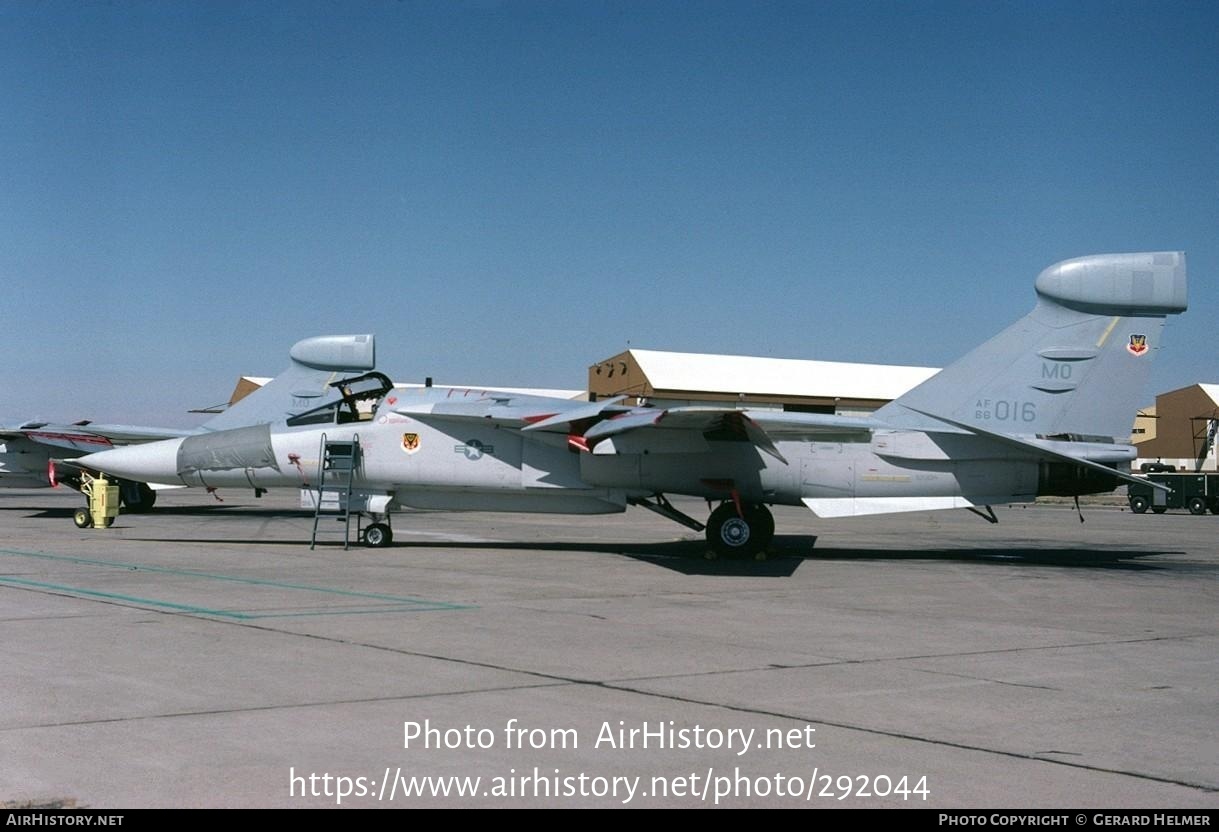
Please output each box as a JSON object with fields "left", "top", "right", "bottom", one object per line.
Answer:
{"left": 5, "top": 335, "right": 377, "bottom": 512}
{"left": 0, "top": 422, "right": 187, "bottom": 510}
{"left": 77, "top": 252, "right": 1187, "bottom": 557}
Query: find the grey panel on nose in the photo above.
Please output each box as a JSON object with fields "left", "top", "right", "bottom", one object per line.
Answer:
{"left": 177, "top": 425, "right": 278, "bottom": 475}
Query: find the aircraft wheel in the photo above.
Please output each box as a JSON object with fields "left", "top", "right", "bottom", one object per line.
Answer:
{"left": 1152, "top": 506, "right": 1167, "bottom": 514}
{"left": 364, "top": 523, "right": 393, "bottom": 548}
{"left": 119, "top": 481, "right": 157, "bottom": 513}
{"left": 751, "top": 503, "right": 775, "bottom": 542}
{"left": 1187, "top": 497, "right": 1206, "bottom": 516}
{"left": 73, "top": 508, "right": 93, "bottom": 529}
{"left": 1129, "top": 495, "right": 1149, "bottom": 514}
{"left": 706, "top": 502, "right": 773, "bottom": 559}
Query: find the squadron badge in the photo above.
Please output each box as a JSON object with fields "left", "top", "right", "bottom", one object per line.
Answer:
{"left": 401, "top": 432, "right": 421, "bottom": 454}
{"left": 1127, "top": 334, "right": 1148, "bottom": 356}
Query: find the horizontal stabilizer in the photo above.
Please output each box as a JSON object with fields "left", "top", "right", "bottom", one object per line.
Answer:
{"left": 904, "top": 407, "right": 1169, "bottom": 493}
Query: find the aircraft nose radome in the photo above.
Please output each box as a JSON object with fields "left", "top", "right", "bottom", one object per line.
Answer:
{"left": 82, "top": 438, "right": 184, "bottom": 483}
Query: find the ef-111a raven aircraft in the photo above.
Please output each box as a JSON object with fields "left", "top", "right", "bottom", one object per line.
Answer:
{"left": 78, "top": 252, "right": 1187, "bottom": 557}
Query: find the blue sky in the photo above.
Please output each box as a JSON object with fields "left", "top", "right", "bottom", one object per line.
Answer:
{"left": 1, "top": 0, "right": 1215, "bottom": 426}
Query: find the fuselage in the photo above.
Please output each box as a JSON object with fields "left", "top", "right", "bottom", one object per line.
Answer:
{"left": 78, "top": 386, "right": 1122, "bottom": 518}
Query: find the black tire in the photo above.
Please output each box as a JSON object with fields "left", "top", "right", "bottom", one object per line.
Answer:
{"left": 73, "top": 508, "right": 93, "bottom": 529}
{"left": 364, "top": 523, "right": 393, "bottom": 548}
{"left": 1152, "top": 506, "right": 1167, "bottom": 514}
{"left": 706, "top": 502, "right": 773, "bottom": 559}
{"left": 750, "top": 503, "right": 775, "bottom": 540}
{"left": 119, "top": 481, "right": 157, "bottom": 513}
{"left": 745, "top": 504, "right": 775, "bottom": 558}
{"left": 1188, "top": 497, "right": 1206, "bottom": 516}
{"left": 102, "top": 516, "right": 115, "bottom": 528}
{"left": 1129, "top": 495, "right": 1149, "bottom": 514}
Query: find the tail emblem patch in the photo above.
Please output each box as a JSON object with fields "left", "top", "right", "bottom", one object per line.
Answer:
{"left": 1127, "top": 334, "right": 1149, "bottom": 356}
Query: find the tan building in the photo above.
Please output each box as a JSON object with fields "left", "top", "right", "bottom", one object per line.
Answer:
{"left": 1134, "top": 384, "right": 1219, "bottom": 471}
{"left": 588, "top": 349, "right": 939, "bottom": 415}
{"left": 1130, "top": 405, "right": 1157, "bottom": 444}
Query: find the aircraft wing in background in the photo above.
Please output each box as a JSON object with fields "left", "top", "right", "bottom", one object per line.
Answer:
{"left": 1, "top": 422, "right": 190, "bottom": 454}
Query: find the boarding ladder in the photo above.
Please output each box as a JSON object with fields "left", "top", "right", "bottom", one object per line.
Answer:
{"left": 309, "top": 433, "right": 361, "bottom": 550}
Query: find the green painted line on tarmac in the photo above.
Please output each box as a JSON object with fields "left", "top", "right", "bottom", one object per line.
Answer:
{"left": 0, "top": 576, "right": 254, "bottom": 619}
{"left": 0, "top": 547, "right": 473, "bottom": 617}
{"left": 242, "top": 605, "right": 461, "bottom": 619}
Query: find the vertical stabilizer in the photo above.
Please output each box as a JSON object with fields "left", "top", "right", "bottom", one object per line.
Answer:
{"left": 201, "top": 335, "right": 376, "bottom": 431}
{"left": 876, "top": 253, "right": 1187, "bottom": 440}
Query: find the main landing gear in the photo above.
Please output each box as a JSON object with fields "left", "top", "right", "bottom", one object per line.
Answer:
{"left": 629, "top": 494, "right": 775, "bottom": 559}
{"left": 706, "top": 501, "right": 774, "bottom": 560}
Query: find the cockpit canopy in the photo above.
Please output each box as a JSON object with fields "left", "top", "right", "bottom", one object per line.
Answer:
{"left": 285, "top": 372, "right": 394, "bottom": 427}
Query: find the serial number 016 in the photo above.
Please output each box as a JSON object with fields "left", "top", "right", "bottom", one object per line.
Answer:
{"left": 975, "top": 399, "right": 1037, "bottom": 422}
